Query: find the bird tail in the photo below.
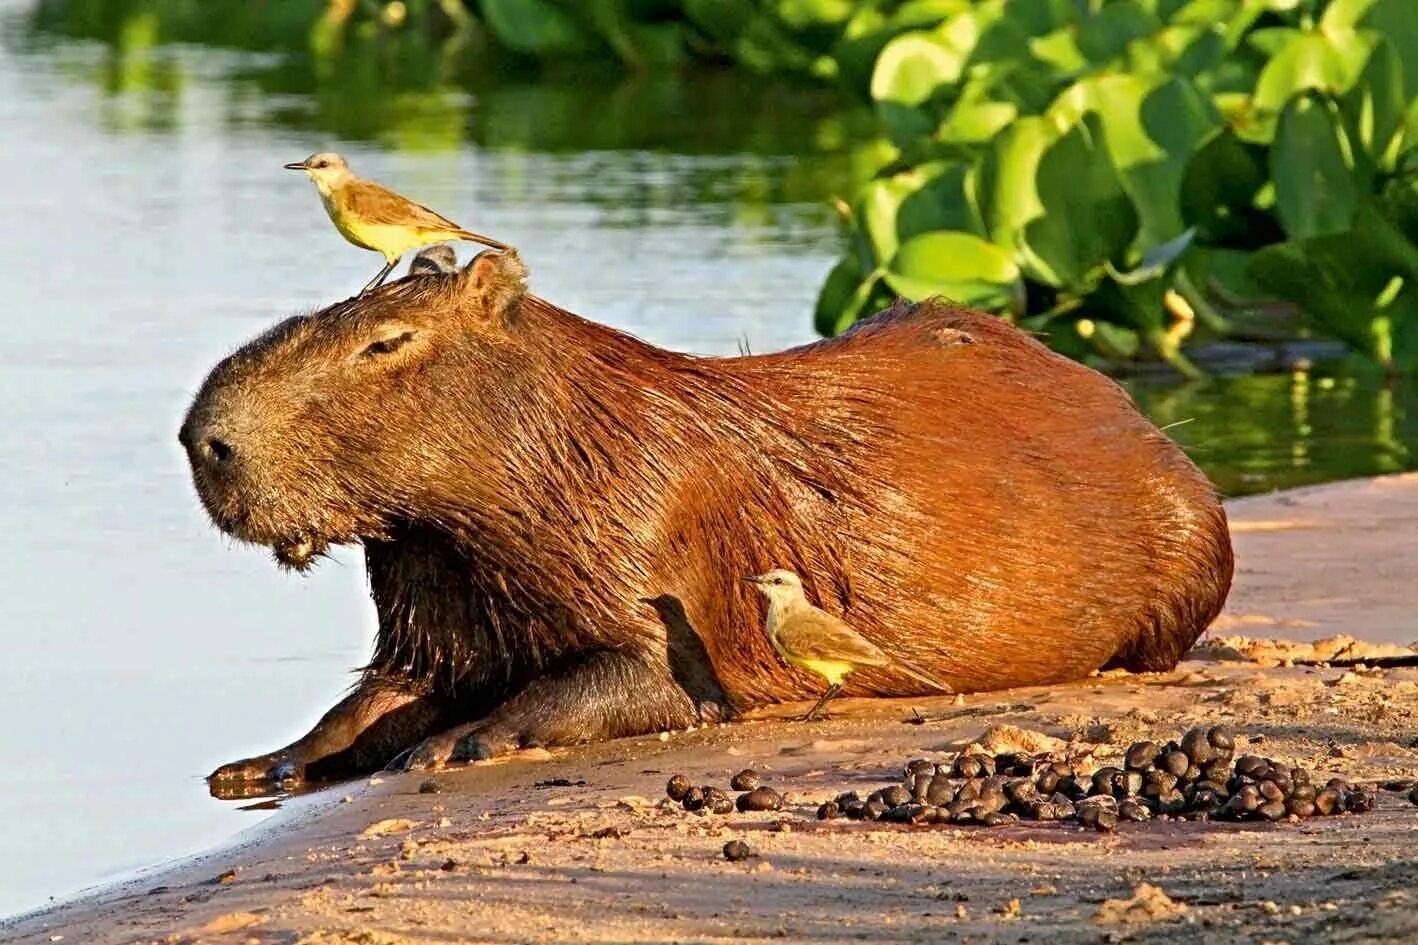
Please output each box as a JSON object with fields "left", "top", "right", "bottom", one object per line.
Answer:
{"left": 451, "top": 228, "right": 509, "bottom": 252}
{"left": 895, "top": 662, "right": 953, "bottom": 694}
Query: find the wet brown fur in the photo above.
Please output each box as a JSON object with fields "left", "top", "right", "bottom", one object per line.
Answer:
{"left": 181, "top": 250, "right": 1232, "bottom": 784}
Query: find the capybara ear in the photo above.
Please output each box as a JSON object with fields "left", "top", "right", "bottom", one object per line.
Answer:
{"left": 456, "top": 249, "right": 528, "bottom": 326}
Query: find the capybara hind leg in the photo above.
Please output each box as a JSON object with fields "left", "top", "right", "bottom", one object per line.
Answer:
{"left": 399, "top": 652, "right": 702, "bottom": 767}
{"left": 465, "top": 651, "right": 703, "bottom": 760}
{"left": 208, "top": 677, "right": 443, "bottom": 796}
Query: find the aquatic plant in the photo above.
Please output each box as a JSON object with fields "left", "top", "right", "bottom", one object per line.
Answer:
{"left": 814, "top": 0, "right": 1418, "bottom": 374}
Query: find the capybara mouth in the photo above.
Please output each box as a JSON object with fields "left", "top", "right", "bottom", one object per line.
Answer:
{"left": 272, "top": 534, "right": 328, "bottom": 572}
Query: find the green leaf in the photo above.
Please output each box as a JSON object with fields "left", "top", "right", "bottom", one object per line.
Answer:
{"left": 774, "top": 0, "right": 856, "bottom": 30}
{"left": 1054, "top": 73, "right": 1220, "bottom": 251}
{"left": 1271, "top": 93, "right": 1359, "bottom": 240}
{"left": 683, "top": 0, "right": 754, "bottom": 43}
{"left": 1180, "top": 129, "right": 1278, "bottom": 245}
{"left": 1248, "top": 234, "right": 1415, "bottom": 368}
{"left": 479, "top": 0, "right": 598, "bottom": 55}
{"left": 937, "top": 79, "right": 1018, "bottom": 144}
{"left": 1340, "top": 36, "right": 1407, "bottom": 170}
{"left": 1076, "top": 1, "right": 1161, "bottom": 64}
{"left": 870, "top": 31, "right": 964, "bottom": 142}
{"left": 871, "top": 31, "right": 964, "bottom": 103}
{"left": 1110, "top": 228, "right": 1196, "bottom": 285}
{"left": 970, "top": 115, "right": 1055, "bottom": 264}
{"left": 1002, "top": 0, "right": 1074, "bottom": 37}
{"left": 896, "top": 162, "right": 978, "bottom": 240}
{"left": 1252, "top": 31, "right": 1374, "bottom": 115}
{"left": 884, "top": 231, "right": 1021, "bottom": 307}
{"left": 814, "top": 255, "right": 886, "bottom": 336}
{"left": 1022, "top": 115, "right": 1140, "bottom": 289}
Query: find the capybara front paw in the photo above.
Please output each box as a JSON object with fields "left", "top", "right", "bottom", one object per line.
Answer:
{"left": 396, "top": 724, "right": 480, "bottom": 771}
{"left": 453, "top": 723, "right": 527, "bottom": 760}
{"left": 207, "top": 755, "right": 302, "bottom": 799}
{"left": 208, "top": 755, "right": 300, "bottom": 784}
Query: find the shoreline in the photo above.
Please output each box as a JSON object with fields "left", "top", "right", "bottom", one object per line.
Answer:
{"left": 5, "top": 473, "right": 1416, "bottom": 944}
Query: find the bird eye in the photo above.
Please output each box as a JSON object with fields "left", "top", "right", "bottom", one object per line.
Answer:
{"left": 313, "top": 159, "right": 328, "bottom": 168}
{"left": 360, "top": 331, "right": 417, "bottom": 359}
{"left": 773, "top": 578, "right": 783, "bottom": 585}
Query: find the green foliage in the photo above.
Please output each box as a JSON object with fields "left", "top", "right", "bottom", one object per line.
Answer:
{"left": 814, "top": 0, "right": 1418, "bottom": 373}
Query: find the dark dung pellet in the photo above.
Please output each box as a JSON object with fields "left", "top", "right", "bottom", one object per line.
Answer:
{"left": 1257, "top": 799, "right": 1287, "bottom": 821}
{"left": 1125, "top": 741, "right": 1159, "bottom": 771}
{"left": 1314, "top": 788, "right": 1342, "bottom": 816}
{"left": 881, "top": 785, "right": 912, "bottom": 808}
{"left": 1344, "top": 789, "right": 1376, "bottom": 814}
{"left": 1236, "top": 755, "right": 1269, "bottom": 780}
{"left": 863, "top": 798, "right": 887, "bottom": 821}
{"left": 418, "top": 780, "right": 442, "bottom": 794}
{"left": 995, "top": 753, "right": 1034, "bottom": 777}
{"left": 816, "top": 800, "right": 840, "bottom": 820}
{"left": 1118, "top": 799, "right": 1151, "bottom": 822}
{"left": 1161, "top": 751, "right": 1190, "bottom": 777}
{"left": 981, "top": 811, "right": 1018, "bottom": 827}
{"left": 952, "top": 754, "right": 992, "bottom": 779}
{"left": 730, "top": 769, "right": 761, "bottom": 792}
{"left": 905, "top": 758, "right": 936, "bottom": 778}
{"left": 1181, "top": 727, "right": 1215, "bottom": 765}
{"left": 666, "top": 774, "right": 691, "bottom": 801}
{"left": 1207, "top": 725, "right": 1235, "bottom": 754}
{"left": 925, "top": 774, "right": 955, "bottom": 806}
{"left": 736, "top": 786, "right": 782, "bottom": 812}
{"left": 844, "top": 800, "right": 867, "bottom": 820}
{"left": 681, "top": 786, "right": 706, "bottom": 811}
{"left": 722, "top": 840, "right": 755, "bottom": 862}
{"left": 705, "top": 788, "right": 735, "bottom": 815}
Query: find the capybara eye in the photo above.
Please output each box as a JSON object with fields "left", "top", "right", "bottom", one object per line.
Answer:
{"left": 360, "top": 331, "right": 417, "bottom": 359}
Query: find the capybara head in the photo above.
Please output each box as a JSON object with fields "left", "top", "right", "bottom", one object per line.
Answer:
{"left": 179, "top": 251, "right": 531, "bottom": 570}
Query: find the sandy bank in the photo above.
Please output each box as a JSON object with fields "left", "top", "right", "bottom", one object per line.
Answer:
{"left": 4, "top": 474, "right": 1416, "bottom": 945}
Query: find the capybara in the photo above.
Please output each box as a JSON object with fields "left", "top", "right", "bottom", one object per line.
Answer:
{"left": 179, "top": 249, "right": 1232, "bottom": 790}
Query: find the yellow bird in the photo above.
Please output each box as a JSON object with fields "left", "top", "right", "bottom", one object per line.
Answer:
{"left": 284, "top": 152, "right": 508, "bottom": 294}
{"left": 745, "top": 569, "right": 951, "bottom": 721}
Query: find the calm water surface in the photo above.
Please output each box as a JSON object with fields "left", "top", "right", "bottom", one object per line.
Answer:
{"left": 1, "top": 0, "right": 1415, "bottom": 919}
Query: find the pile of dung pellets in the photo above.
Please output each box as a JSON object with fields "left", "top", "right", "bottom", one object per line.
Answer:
{"left": 664, "top": 725, "right": 1411, "bottom": 836}
{"left": 818, "top": 725, "right": 1381, "bottom": 831}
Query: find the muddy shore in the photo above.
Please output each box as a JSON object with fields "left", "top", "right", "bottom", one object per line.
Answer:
{"left": 4, "top": 474, "right": 1416, "bottom": 945}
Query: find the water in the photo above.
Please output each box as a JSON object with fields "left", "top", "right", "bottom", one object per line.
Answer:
{"left": 0, "top": 0, "right": 1415, "bottom": 921}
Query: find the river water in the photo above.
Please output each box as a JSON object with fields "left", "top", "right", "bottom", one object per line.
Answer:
{"left": 0, "top": 0, "right": 1414, "bottom": 919}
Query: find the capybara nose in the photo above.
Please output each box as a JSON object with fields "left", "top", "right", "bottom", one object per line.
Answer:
{"left": 179, "top": 415, "right": 237, "bottom": 470}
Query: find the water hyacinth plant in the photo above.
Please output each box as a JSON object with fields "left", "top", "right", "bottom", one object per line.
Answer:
{"left": 814, "top": 0, "right": 1418, "bottom": 373}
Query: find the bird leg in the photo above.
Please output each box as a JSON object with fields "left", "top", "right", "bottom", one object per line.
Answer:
{"left": 798, "top": 683, "right": 843, "bottom": 722}
{"left": 361, "top": 256, "right": 400, "bottom": 294}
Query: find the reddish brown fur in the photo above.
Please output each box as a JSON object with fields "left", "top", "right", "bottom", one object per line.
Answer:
{"left": 181, "top": 251, "right": 1232, "bottom": 787}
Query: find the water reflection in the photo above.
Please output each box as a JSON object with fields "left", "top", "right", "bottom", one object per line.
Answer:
{"left": 1128, "top": 367, "right": 1416, "bottom": 498}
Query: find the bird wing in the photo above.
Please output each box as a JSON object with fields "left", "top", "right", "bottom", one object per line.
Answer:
{"left": 775, "top": 609, "right": 890, "bottom": 667}
{"left": 345, "top": 179, "right": 466, "bottom": 233}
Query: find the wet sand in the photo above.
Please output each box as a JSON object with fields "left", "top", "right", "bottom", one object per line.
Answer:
{"left": 4, "top": 474, "right": 1416, "bottom": 945}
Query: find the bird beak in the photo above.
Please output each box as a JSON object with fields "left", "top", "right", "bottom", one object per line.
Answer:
{"left": 283, "top": 161, "right": 307, "bottom": 171}
{"left": 742, "top": 575, "right": 762, "bottom": 585}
